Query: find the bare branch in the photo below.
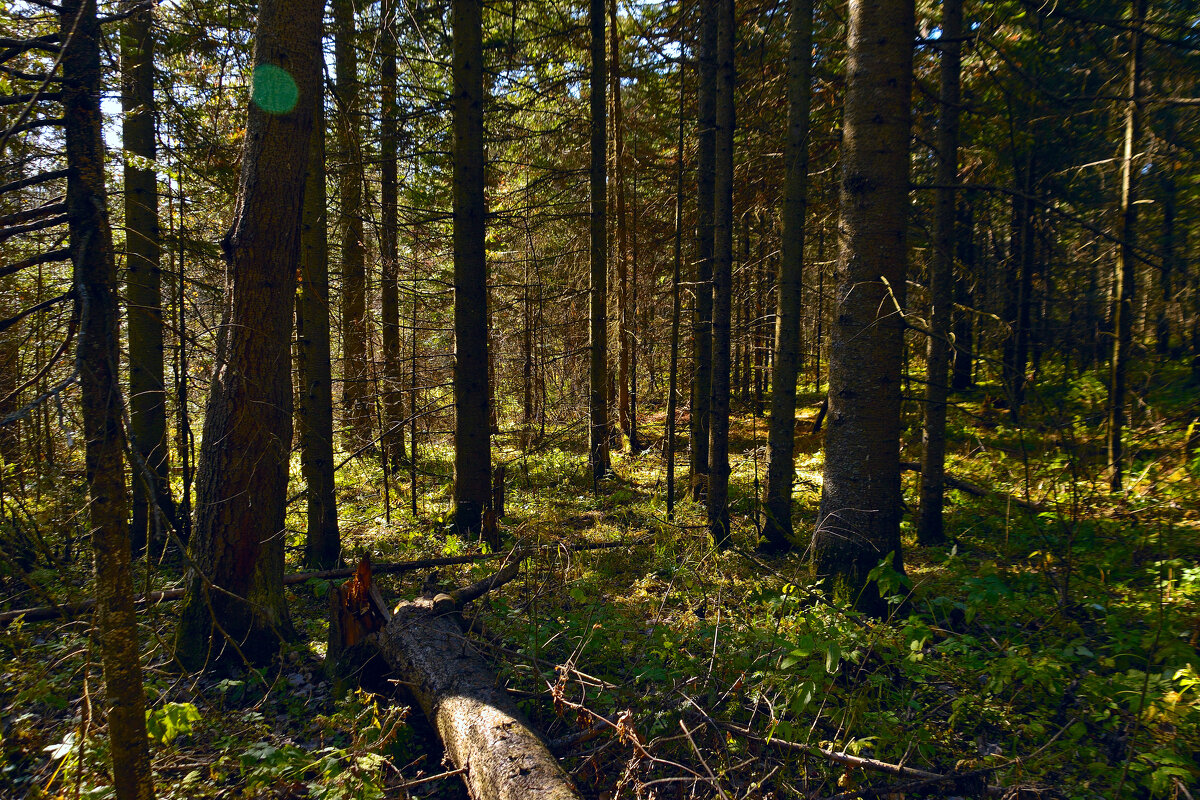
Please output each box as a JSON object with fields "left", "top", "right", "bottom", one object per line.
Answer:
{"left": 0, "top": 247, "right": 72, "bottom": 279}
{"left": 0, "top": 168, "right": 69, "bottom": 195}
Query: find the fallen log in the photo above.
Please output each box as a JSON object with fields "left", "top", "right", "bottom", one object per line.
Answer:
{"left": 0, "top": 537, "right": 645, "bottom": 627}
{"left": 332, "top": 557, "right": 581, "bottom": 800}
{"left": 898, "top": 460, "right": 1046, "bottom": 513}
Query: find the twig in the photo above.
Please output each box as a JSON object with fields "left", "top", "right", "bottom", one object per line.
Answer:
{"left": 716, "top": 721, "right": 1007, "bottom": 797}
{"left": 679, "top": 720, "right": 731, "bottom": 800}
{"left": 396, "top": 766, "right": 466, "bottom": 789}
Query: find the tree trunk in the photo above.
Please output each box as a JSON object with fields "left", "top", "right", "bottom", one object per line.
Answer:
{"left": 588, "top": 0, "right": 611, "bottom": 487}
{"left": 61, "top": 0, "right": 155, "bottom": 794}
{"left": 608, "top": 0, "right": 632, "bottom": 451}
{"left": 1156, "top": 155, "right": 1176, "bottom": 357}
{"left": 334, "top": 0, "right": 372, "bottom": 450}
{"left": 667, "top": 67, "right": 686, "bottom": 520}
{"left": 175, "top": 0, "right": 322, "bottom": 668}
{"left": 1013, "top": 159, "right": 1037, "bottom": 415}
{"left": 1002, "top": 156, "right": 1036, "bottom": 417}
{"left": 298, "top": 84, "right": 340, "bottom": 570}
{"left": 950, "top": 199, "right": 974, "bottom": 392}
{"left": 380, "top": 0, "right": 406, "bottom": 470}
{"left": 452, "top": 0, "right": 491, "bottom": 533}
{"left": 122, "top": 0, "right": 175, "bottom": 556}
{"left": 761, "top": 0, "right": 811, "bottom": 552}
{"left": 917, "top": 0, "right": 962, "bottom": 547}
{"left": 172, "top": 174, "right": 193, "bottom": 545}
{"left": 707, "top": 0, "right": 734, "bottom": 547}
{"left": 690, "top": 0, "right": 717, "bottom": 501}
{"left": 1107, "top": 0, "right": 1145, "bottom": 492}
{"left": 523, "top": 250, "right": 534, "bottom": 447}
{"left": 629, "top": 144, "right": 640, "bottom": 452}
{"left": 812, "top": 0, "right": 914, "bottom": 616}
{"left": 411, "top": 254, "right": 421, "bottom": 516}
{"left": 754, "top": 233, "right": 767, "bottom": 417}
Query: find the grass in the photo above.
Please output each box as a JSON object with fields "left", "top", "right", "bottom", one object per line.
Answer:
{"left": 2, "top": 360, "right": 1199, "bottom": 798}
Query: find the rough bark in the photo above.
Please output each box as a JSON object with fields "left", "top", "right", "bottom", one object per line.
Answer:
{"left": 588, "top": 0, "right": 610, "bottom": 486}
{"left": 608, "top": 0, "right": 633, "bottom": 451}
{"left": 1002, "top": 158, "right": 1036, "bottom": 417}
{"left": 122, "top": 0, "right": 175, "bottom": 555}
{"left": 761, "top": 0, "right": 812, "bottom": 552}
{"left": 812, "top": 0, "right": 914, "bottom": 616}
{"left": 1156, "top": 151, "right": 1175, "bottom": 357}
{"left": 950, "top": 200, "right": 974, "bottom": 392}
{"left": 298, "top": 85, "right": 340, "bottom": 569}
{"left": 175, "top": 0, "right": 322, "bottom": 668}
{"left": 917, "top": 0, "right": 962, "bottom": 547}
{"left": 630, "top": 147, "right": 640, "bottom": 453}
{"left": 522, "top": 250, "right": 534, "bottom": 446}
{"left": 452, "top": 0, "right": 491, "bottom": 532}
{"left": 666, "top": 67, "right": 685, "bottom": 521}
{"left": 707, "top": 0, "right": 734, "bottom": 547}
{"left": 690, "top": 0, "right": 716, "bottom": 501}
{"left": 334, "top": 0, "right": 372, "bottom": 450}
{"left": 1107, "top": 0, "right": 1145, "bottom": 492}
{"left": 380, "top": 0, "right": 406, "bottom": 469}
{"left": 61, "top": 0, "right": 155, "bottom": 794}
{"left": 343, "top": 562, "right": 581, "bottom": 800}
{"left": 173, "top": 181, "right": 193, "bottom": 546}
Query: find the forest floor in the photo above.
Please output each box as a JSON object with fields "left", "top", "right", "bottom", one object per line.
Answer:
{"left": 3, "top": 362, "right": 1200, "bottom": 799}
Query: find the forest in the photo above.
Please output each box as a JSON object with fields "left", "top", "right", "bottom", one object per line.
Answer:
{"left": 2, "top": 0, "right": 1199, "bottom": 797}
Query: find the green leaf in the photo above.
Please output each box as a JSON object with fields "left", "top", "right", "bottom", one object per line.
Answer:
{"left": 825, "top": 641, "right": 841, "bottom": 674}
{"left": 146, "top": 702, "right": 202, "bottom": 746}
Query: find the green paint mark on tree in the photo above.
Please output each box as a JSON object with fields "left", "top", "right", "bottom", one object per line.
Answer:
{"left": 251, "top": 64, "right": 298, "bottom": 114}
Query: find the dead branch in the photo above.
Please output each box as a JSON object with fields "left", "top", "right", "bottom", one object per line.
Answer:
{"left": 0, "top": 538, "right": 647, "bottom": 627}
{"left": 717, "top": 722, "right": 1005, "bottom": 797}
{"left": 899, "top": 460, "right": 1046, "bottom": 512}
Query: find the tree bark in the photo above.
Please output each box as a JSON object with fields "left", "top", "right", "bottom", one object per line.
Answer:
{"left": 950, "top": 200, "right": 974, "bottom": 392}
{"left": 61, "top": 0, "right": 155, "bottom": 794}
{"left": 629, "top": 144, "right": 640, "bottom": 453}
{"left": 122, "top": 0, "right": 175, "bottom": 555}
{"left": 690, "top": 0, "right": 717, "bottom": 500}
{"left": 1106, "top": 0, "right": 1145, "bottom": 492}
{"left": 452, "top": 0, "right": 491, "bottom": 533}
{"left": 339, "top": 562, "right": 581, "bottom": 800}
{"left": 173, "top": 175, "right": 193, "bottom": 545}
{"left": 761, "top": 0, "right": 812, "bottom": 552}
{"left": 175, "top": 0, "right": 322, "bottom": 668}
{"left": 1002, "top": 156, "right": 1036, "bottom": 417}
{"left": 812, "top": 0, "right": 914, "bottom": 616}
{"left": 1155, "top": 136, "right": 1176, "bottom": 357}
{"left": 707, "top": 0, "right": 734, "bottom": 547}
{"left": 917, "top": 0, "right": 962, "bottom": 546}
{"left": 334, "top": 0, "right": 372, "bottom": 450}
{"left": 298, "top": 82, "right": 340, "bottom": 569}
{"left": 666, "top": 66, "right": 685, "bottom": 521}
{"left": 522, "top": 248, "right": 534, "bottom": 447}
{"left": 380, "top": 0, "right": 406, "bottom": 470}
{"left": 588, "top": 0, "right": 611, "bottom": 486}
{"left": 608, "top": 0, "right": 633, "bottom": 451}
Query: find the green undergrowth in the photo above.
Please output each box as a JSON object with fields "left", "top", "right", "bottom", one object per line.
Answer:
{"left": 2, "top": 363, "right": 1199, "bottom": 798}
